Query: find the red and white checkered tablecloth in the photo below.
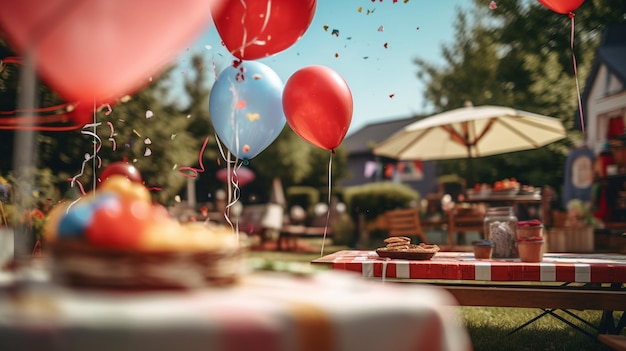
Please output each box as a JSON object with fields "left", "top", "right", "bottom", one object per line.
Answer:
{"left": 321, "top": 251, "right": 626, "bottom": 283}
{"left": 0, "top": 270, "right": 471, "bottom": 351}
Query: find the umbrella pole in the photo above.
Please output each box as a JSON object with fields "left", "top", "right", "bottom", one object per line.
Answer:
{"left": 465, "top": 144, "right": 475, "bottom": 188}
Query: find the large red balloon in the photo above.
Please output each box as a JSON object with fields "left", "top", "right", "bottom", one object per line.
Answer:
{"left": 214, "top": 0, "right": 316, "bottom": 60}
{"left": 283, "top": 66, "right": 353, "bottom": 151}
{"left": 537, "top": 0, "right": 584, "bottom": 14}
{"left": 0, "top": 0, "right": 225, "bottom": 104}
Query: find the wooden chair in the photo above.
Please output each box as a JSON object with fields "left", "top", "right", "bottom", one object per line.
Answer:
{"left": 385, "top": 208, "right": 429, "bottom": 244}
{"left": 447, "top": 206, "right": 485, "bottom": 246}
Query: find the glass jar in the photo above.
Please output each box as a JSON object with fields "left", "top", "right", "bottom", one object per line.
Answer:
{"left": 483, "top": 206, "right": 518, "bottom": 258}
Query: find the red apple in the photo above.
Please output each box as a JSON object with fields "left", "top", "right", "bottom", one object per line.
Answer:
{"left": 100, "top": 161, "right": 143, "bottom": 184}
{"left": 85, "top": 198, "right": 152, "bottom": 249}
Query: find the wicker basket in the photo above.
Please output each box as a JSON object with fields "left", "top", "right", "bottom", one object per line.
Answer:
{"left": 49, "top": 241, "right": 244, "bottom": 290}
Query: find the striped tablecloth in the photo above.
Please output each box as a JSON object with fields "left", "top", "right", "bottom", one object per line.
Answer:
{"left": 0, "top": 270, "right": 471, "bottom": 351}
{"left": 313, "top": 251, "right": 626, "bottom": 283}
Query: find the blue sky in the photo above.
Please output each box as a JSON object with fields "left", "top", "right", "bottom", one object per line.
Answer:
{"left": 174, "top": 0, "right": 471, "bottom": 135}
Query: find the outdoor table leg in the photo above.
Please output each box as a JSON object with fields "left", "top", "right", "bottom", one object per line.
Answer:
{"left": 507, "top": 308, "right": 597, "bottom": 340}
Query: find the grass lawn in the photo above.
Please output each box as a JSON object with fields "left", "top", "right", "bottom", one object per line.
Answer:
{"left": 245, "top": 238, "right": 623, "bottom": 351}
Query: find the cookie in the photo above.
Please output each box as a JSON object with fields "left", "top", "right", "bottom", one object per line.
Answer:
{"left": 384, "top": 236, "right": 411, "bottom": 244}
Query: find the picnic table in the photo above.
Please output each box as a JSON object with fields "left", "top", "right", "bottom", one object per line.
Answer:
{"left": 312, "top": 250, "right": 626, "bottom": 341}
{"left": 0, "top": 267, "right": 471, "bottom": 351}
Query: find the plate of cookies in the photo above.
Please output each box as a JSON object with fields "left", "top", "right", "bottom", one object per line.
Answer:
{"left": 376, "top": 236, "right": 440, "bottom": 260}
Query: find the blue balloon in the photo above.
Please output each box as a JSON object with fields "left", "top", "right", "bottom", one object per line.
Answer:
{"left": 209, "top": 61, "right": 286, "bottom": 160}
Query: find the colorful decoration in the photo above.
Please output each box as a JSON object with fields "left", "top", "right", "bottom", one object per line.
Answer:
{"left": 209, "top": 61, "right": 286, "bottom": 160}
{"left": 213, "top": 0, "right": 317, "bottom": 60}
{"left": 537, "top": 0, "right": 584, "bottom": 14}
{"left": 0, "top": 0, "right": 223, "bottom": 104}
{"left": 99, "top": 162, "right": 144, "bottom": 185}
{"left": 282, "top": 66, "right": 353, "bottom": 151}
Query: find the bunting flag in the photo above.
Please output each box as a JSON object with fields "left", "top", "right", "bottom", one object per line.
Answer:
{"left": 397, "top": 160, "right": 424, "bottom": 181}
{"left": 363, "top": 161, "right": 378, "bottom": 178}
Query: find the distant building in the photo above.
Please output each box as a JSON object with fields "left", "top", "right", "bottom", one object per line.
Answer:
{"left": 340, "top": 116, "right": 439, "bottom": 198}
{"left": 577, "top": 25, "right": 626, "bottom": 153}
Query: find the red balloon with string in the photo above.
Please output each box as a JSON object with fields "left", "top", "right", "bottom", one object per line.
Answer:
{"left": 214, "top": 0, "right": 317, "bottom": 60}
{"left": 282, "top": 66, "right": 353, "bottom": 151}
{"left": 536, "top": 0, "right": 586, "bottom": 132}
{"left": 537, "top": 0, "right": 584, "bottom": 14}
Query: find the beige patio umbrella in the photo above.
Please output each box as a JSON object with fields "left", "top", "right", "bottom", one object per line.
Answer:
{"left": 373, "top": 105, "right": 567, "bottom": 161}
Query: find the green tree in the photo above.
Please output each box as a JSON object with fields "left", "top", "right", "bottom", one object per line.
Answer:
{"left": 93, "top": 72, "right": 198, "bottom": 205}
{"left": 414, "top": 0, "right": 625, "bottom": 195}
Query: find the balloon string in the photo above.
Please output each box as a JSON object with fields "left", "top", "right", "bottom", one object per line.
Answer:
{"left": 92, "top": 100, "right": 96, "bottom": 193}
{"left": 234, "top": 0, "right": 272, "bottom": 57}
{"left": 223, "top": 153, "right": 244, "bottom": 243}
{"left": 569, "top": 12, "right": 584, "bottom": 134}
{"left": 69, "top": 122, "right": 102, "bottom": 194}
{"left": 320, "top": 151, "right": 333, "bottom": 257}
{"left": 178, "top": 136, "right": 209, "bottom": 178}
{"left": 237, "top": 0, "right": 248, "bottom": 58}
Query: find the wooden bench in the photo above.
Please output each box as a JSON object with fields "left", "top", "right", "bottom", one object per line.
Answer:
{"left": 277, "top": 224, "right": 333, "bottom": 251}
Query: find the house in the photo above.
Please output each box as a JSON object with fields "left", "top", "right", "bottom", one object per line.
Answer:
{"left": 577, "top": 25, "right": 626, "bottom": 153}
{"left": 340, "top": 115, "right": 439, "bottom": 198}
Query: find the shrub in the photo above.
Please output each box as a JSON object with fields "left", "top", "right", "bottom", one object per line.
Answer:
{"left": 329, "top": 212, "right": 355, "bottom": 246}
{"left": 286, "top": 186, "right": 320, "bottom": 212}
{"left": 343, "top": 182, "right": 420, "bottom": 220}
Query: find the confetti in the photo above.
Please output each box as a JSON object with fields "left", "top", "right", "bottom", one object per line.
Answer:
{"left": 489, "top": 1, "right": 497, "bottom": 10}
{"left": 106, "top": 121, "right": 116, "bottom": 151}
{"left": 377, "top": 26, "right": 384, "bottom": 32}
{"left": 243, "top": 145, "right": 250, "bottom": 153}
{"left": 205, "top": 45, "right": 212, "bottom": 50}
{"left": 335, "top": 53, "right": 339, "bottom": 58}
{"left": 404, "top": 0, "right": 409, "bottom": 3}
{"left": 144, "top": 138, "right": 152, "bottom": 145}
{"left": 144, "top": 148, "right": 152, "bottom": 157}
{"left": 237, "top": 100, "right": 247, "bottom": 109}
{"left": 186, "top": 114, "right": 191, "bottom": 118}
{"left": 389, "top": 93, "right": 395, "bottom": 98}
{"left": 178, "top": 136, "right": 209, "bottom": 178}
{"left": 133, "top": 129, "right": 141, "bottom": 137}
{"left": 246, "top": 113, "right": 260, "bottom": 121}
{"left": 331, "top": 29, "right": 339, "bottom": 37}
{"left": 416, "top": 27, "right": 420, "bottom": 30}
{"left": 171, "top": 134, "right": 177, "bottom": 140}
{"left": 323, "top": 24, "right": 329, "bottom": 31}
{"left": 358, "top": 6, "right": 362, "bottom": 13}
{"left": 363, "top": 56, "right": 369, "bottom": 59}
{"left": 366, "top": 9, "right": 375, "bottom": 15}
{"left": 145, "top": 110, "right": 153, "bottom": 118}
{"left": 384, "top": 42, "right": 389, "bottom": 49}
{"left": 253, "top": 74, "right": 262, "bottom": 80}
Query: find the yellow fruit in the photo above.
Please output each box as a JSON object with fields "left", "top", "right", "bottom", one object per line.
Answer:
{"left": 42, "top": 202, "right": 70, "bottom": 242}
{"left": 98, "top": 175, "right": 151, "bottom": 203}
